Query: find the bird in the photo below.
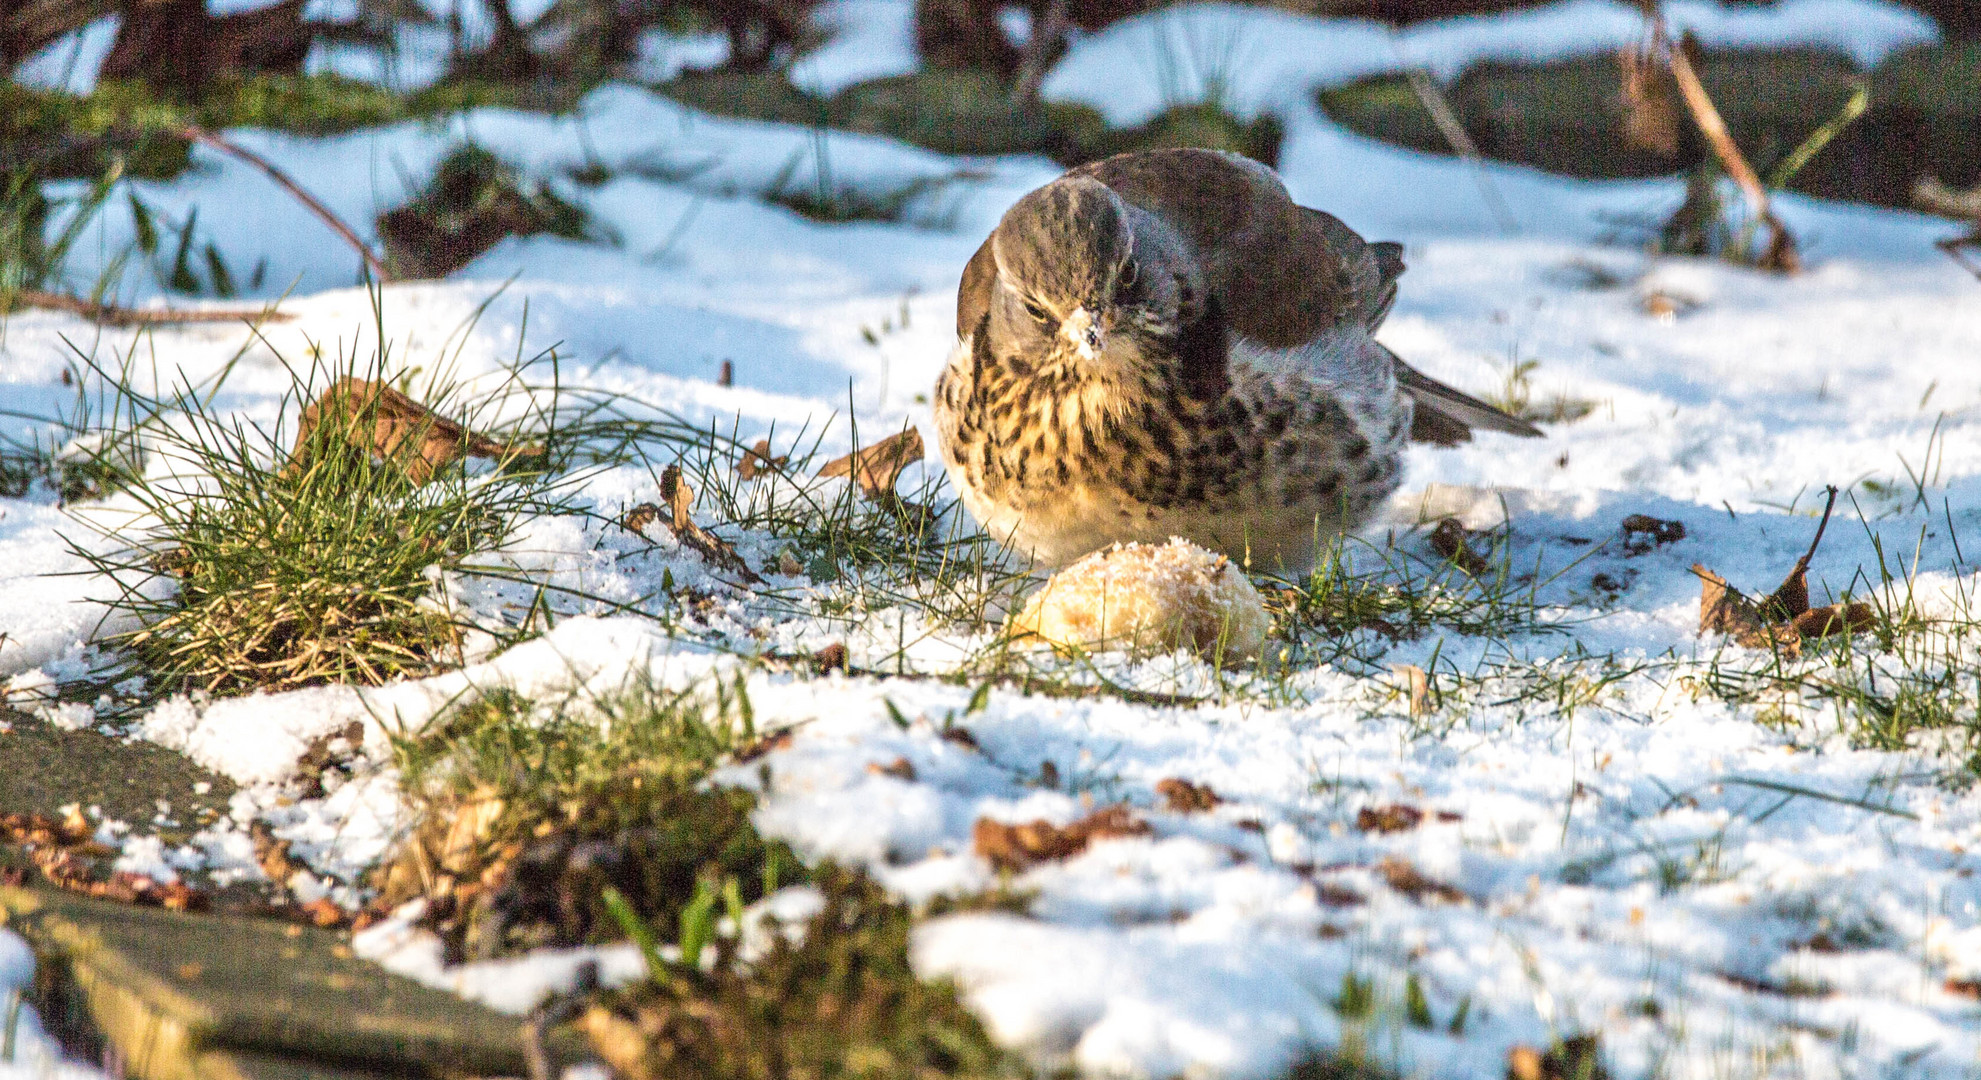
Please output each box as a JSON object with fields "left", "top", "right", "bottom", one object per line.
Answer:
{"left": 932, "top": 148, "right": 1542, "bottom": 572}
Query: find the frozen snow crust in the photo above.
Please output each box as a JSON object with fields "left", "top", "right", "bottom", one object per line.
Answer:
{"left": 6, "top": 0, "right": 1981, "bottom": 1076}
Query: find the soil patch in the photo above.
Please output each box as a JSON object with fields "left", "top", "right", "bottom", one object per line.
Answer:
{"left": 0, "top": 708, "right": 233, "bottom": 827}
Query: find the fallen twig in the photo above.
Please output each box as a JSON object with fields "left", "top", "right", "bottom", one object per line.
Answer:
{"left": 173, "top": 123, "right": 393, "bottom": 282}
{"left": 1652, "top": 22, "right": 1800, "bottom": 272}
{"left": 1, "top": 287, "right": 293, "bottom": 326}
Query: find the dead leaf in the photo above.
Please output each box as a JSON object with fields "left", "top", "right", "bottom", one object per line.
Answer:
{"left": 1507, "top": 1035, "right": 1609, "bottom": 1080}
{"left": 733, "top": 730, "right": 795, "bottom": 763}
{"left": 972, "top": 805, "right": 1151, "bottom": 872}
{"left": 1947, "top": 977, "right": 1981, "bottom": 1000}
{"left": 1314, "top": 882, "right": 1365, "bottom": 907}
{"left": 1792, "top": 603, "right": 1878, "bottom": 638}
{"left": 655, "top": 465, "right": 764, "bottom": 583}
{"left": 867, "top": 757, "right": 917, "bottom": 781}
{"left": 1620, "top": 513, "right": 1686, "bottom": 552}
{"left": 737, "top": 438, "right": 789, "bottom": 480}
{"left": 1695, "top": 564, "right": 1802, "bottom": 656}
{"left": 1508, "top": 1045, "right": 1547, "bottom": 1080}
{"left": 1639, "top": 290, "right": 1700, "bottom": 319}
{"left": 1356, "top": 804, "right": 1424, "bottom": 834}
{"left": 1377, "top": 855, "right": 1467, "bottom": 904}
{"left": 299, "top": 896, "right": 349, "bottom": 928}
{"left": 583, "top": 1006, "right": 656, "bottom": 1080}
{"left": 1694, "top": 485, "right": 1847, "bottom": 655}
{"left": 1429, "top": 517, "right": 1489, "bottom": 575}
{"left": 285, "top": 377, "right": 542, "bottom": 485}
{"left": 1155, "top": 778, "right": 1222, "bottom": 813}
{"left": 1760, "top": 563, "right": 1810, "bottom": 623}
{"left": 622, "top": 503, "right": 663, "bottom": 536}
{"left": 1391, "top": 663, "right": 1430, "bottom": 716}
{"left": 250, "top": 821, "right": 302, "bottom": 885}
{"left": 817, "top": 427, "right": 924, "bottom": 501}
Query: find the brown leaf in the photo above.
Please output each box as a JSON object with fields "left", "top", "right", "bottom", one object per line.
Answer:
{"left": 1508, "top": 1045, "right": 1547, "bottom": 1080}
{"left": 583, "top": 1005, "right": 657, "bottom": 1080}
{"left": 1377, "top": 855, "right": 1467, "bottom": 904}
{"left": 250, "top": 821, "right": 301, "bottom": 885}
{"left": 1155, "top": 778, "right": 1222, "bottom": 813}
{"left": 867, "top": 757, "right": 917, "bottom": 781}
{"left": 1314, "top": 882, "right": 1366, "bottom": 908}
{"left": 817, "top": 427, "right": 924, "bottom": 500}
{"left": 1620, "top": 513, "right": 1686, "bottom": 553}
{"left": 1356, "top": 804, "right": 1425, "bottom": 834}
{"left": 733, "top": 730, "right": 795, "bottom": 763}
{"left": 299, "top": 896, "right": 349, "bottom": 928}
{"left": 1429, "top": 517, "right": 1489, "bottom": 575}
{"left": 1792, "top": 603, "right": 1878, "bottom": 639}
{"left": 655, "top": 465, "right": 764, "bottom": 583}
{"left": 622, "top": 502, "right": 663, "bottom": 536}
{"left": 1695, "top": 564, "right": 1801, "bottom": 655}
{"left": 1391, "top": 663, "right": 1430, "bottom": 716}
{"left": 1760, "top": 564, "right": 1810, "bottom": 622}
{"left": 972, "top": 805, "right": 1151, "bottom": 872}
{"left": 285, "top": 378, "right": 542, "bottom": 485}
{"left": 737, "top": 438, "right": 790, "bottom": 480}
{"left": 1507, "top": 1035, "right": 1610, "bottom": 1080}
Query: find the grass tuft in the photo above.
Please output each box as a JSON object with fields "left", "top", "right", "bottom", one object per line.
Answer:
{"left": 383, "top": 675, "right": 800, "bottom": 962}
{"left": 66, "top": 346, "right": 563, "bottom": 697}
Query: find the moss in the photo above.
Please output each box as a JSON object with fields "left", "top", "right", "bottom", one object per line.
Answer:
{"left": 1316, "top": 46, "right": 1981, "bottom": 209}
{"left": 829, "top": 70, "right": 1106, "bottom": 159}
{"left": 654, "top": 67, "right": 831, "bottom": 126}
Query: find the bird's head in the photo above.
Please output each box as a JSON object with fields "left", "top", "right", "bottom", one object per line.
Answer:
{"left": 989, "top": 176, "right": 1160, "bottom": 380}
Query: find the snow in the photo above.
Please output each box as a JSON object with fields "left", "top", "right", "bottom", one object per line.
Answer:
{"left": 5, "top": 0, "right": 1981, "bottom": 1077}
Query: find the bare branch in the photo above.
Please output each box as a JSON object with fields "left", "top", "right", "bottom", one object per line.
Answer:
{"left": 2, "top": 289, "right": 293, "bottom": 327}
{"left": 173, "top": 124, "right": 394, "bottom": 282}
{"left": 1652, "top": 21, "right": 1800, "bottom": 272}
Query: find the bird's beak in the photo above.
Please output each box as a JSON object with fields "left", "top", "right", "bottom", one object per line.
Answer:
{"left": 1061, "top": 305, "right": 1103, "bottom": 360}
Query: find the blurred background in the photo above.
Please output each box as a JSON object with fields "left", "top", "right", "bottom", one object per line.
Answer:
{"left": 0, "top": 0, "right": 1976, "bottom": 308}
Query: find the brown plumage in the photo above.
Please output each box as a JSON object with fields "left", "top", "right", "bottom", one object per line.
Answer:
{"left": 934, "top": 148, "right": 1540, "bottom": 570}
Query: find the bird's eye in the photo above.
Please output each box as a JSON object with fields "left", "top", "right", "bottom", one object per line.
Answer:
{"left": 1022, "top": 299, "right": 1051, "bottom": 325}
{"left": 1119, "top": 259, "right": 1139, "bottom": 289}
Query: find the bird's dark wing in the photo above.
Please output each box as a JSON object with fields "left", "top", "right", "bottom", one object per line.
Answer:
{"left": 956, "top": 232, "right": 999, "bottom": 339}
{"left": 1390, "top": 350, "right": 1545, "bottom": 445}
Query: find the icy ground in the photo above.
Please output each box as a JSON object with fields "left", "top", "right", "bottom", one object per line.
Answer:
{"left": 5, "top": 0, "right": 1981, "bottom": 1076}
